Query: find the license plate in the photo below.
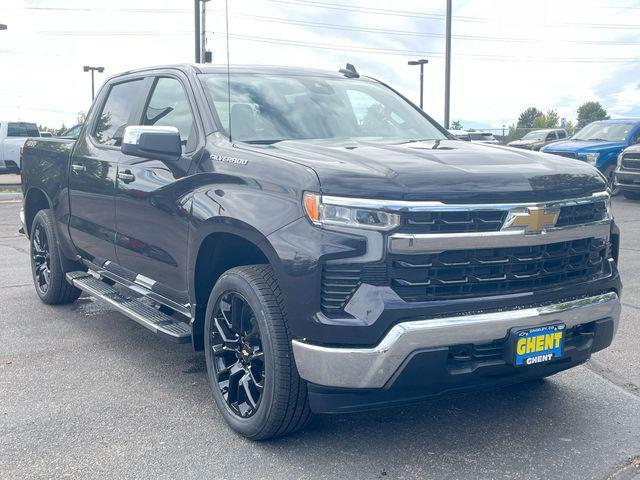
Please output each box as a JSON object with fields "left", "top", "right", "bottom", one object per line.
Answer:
{"left": 512, "top": 324, "right": 565, "bottom": 366}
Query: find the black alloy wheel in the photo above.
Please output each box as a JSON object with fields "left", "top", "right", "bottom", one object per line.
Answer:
{"left": 31, "top": 222, "right": 51, "bottom": 295}
{"left": 208, "top": 291, "right": 265, "bottom": 418}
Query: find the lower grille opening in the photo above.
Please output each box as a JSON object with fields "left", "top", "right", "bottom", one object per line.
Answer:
{"left": 447, "top": 322, "right": 596, "bottom": 373}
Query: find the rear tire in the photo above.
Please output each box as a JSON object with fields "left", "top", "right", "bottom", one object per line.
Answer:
{"left": 30, "top": 210, "right": 81, "bottom": 305}
{"left": 204, "top": 265, "right": 311, "bottom": 440}
{"left": 623, "top": 190, "right": 640, "bottom": 200}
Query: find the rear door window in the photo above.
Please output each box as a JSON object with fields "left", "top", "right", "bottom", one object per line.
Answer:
{"left": 7, "top": 122, "right": 39, "bottom": 137}
{"left": 93, "top": 79, "right": 144, "bottom": 147}
{"left": 546, "top": 132, "right": 557, "bottom": 141}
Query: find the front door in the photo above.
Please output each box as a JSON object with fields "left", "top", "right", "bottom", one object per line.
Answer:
{"left": 114, "top": 75, "right": 200, "bottom": 305}
{"left": 68, "top": 78, "right": 146, "bottom": 264}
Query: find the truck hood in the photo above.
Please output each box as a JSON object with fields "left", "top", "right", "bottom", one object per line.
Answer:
{"left": 542, "top": 139, "right": 626, "bottom": 154}
{"left": 248, "top": 139, "right": 606, "bottom": 203}
{"left": 508, "top": 139, "right": 538, "bottom": 147}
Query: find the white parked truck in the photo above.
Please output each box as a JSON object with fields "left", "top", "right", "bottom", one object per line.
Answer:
{"left": 0, "top": 121, "right": 40, "bottom": 172}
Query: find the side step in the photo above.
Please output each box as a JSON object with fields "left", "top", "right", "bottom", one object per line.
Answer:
{"left": 66, "top": 272, "right": 191, "bottom": 343}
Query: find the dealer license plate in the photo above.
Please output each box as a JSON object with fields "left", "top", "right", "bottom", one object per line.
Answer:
{"left": 513, "top": 324, "right": 565, "bottom": 367}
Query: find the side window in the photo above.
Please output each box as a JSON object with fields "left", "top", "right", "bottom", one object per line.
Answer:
{"left": 143, "top": 77, "right": 195, "bottom": 152}
{"left": 557, "top": 130, "right": 567, "bottom": 139}
{"left": 93, "top": 79, "right": 143, "bottom": 146}
{"left": 546, "top": 132, "right": 556, "bottom": 141}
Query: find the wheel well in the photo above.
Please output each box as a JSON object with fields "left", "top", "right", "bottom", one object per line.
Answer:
{"left": 24, "top": 188, "right": 50, "bottom": 236}
{"left": 192, "top": 232, "right": 269, "bottom": 350}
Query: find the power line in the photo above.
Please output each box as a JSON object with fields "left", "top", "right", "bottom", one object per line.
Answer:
{"left": 264, "top": 0, "right": 488, "bottom": 22}
{"left": 223, "top": 32, "right": 640, "bottom": 63}
{"left": 216, "top": 10, "right": 640, "bottom": 46}
{"left": 24, "top": 5, "right": 640, "bottom": 34}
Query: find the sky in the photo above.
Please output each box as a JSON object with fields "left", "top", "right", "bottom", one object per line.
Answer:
{"left": 1, "top": 0, "right": 640, "bottom": 131}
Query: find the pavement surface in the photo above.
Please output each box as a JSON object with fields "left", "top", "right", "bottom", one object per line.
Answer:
{"left": 1, "top": 196, "right": 640, "bottom": 480}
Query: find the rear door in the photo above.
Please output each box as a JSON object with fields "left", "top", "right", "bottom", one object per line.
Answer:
{"left": 114, "top": 73, "right": 202, "bottom": 305}
{"left": 68, "top": 78, "right": 147, "bottom": 264}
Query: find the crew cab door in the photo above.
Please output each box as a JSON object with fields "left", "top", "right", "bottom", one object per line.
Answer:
{"left": 114, "top": 74, "right": 201, "bottom": 305}
{"left": 68, "top": 78, "right": 146, "bottom": 264}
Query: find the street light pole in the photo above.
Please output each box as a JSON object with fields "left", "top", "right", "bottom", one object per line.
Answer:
{"left": 408, "top": 59, "right": 428, "bottom": 109}
{"left": 444, "top": 0, "right": 452, "bottom": 128}
{"left": 83, "top": 66, "right": 105, "bottom": 100}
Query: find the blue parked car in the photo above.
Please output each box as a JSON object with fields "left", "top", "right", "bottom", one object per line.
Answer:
{"left": 541, "top": 119, "right": 640, "bottom": 193}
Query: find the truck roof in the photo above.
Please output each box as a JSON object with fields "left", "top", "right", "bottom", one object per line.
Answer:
{"left": 117, "top": 64, "right": 356, "bottom": 79}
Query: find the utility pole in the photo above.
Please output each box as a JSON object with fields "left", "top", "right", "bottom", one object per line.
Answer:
{"left": 201, "top": 0, "right": 212, "bottom": 63}
{"left": 444, "top": 0, "right": 452, "bottom": 129}
{"left": 194, "top": 0, "right": 201, "bottom": 63}
{"left": 83, "top": 66, "right": 104, "bottom": 101}
{"left": 408, "top": 59, "right": 428, "bottom": 109}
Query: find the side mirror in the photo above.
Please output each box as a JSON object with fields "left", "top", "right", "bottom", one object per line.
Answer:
{"left": 121, "top": 126, "right": 182, "bottom": 162}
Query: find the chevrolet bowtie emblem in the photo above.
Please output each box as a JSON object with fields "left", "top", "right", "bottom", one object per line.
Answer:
{"left": 502, "top": 207, "right": 559, "bottom": 234}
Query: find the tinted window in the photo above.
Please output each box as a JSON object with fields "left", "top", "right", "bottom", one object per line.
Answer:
{"left": 557, "top": 130, "right": 567, "bottom": 138}
{"left": 546, "top": 132, "right": 556, "bottom": 141}
{"left": 8, "top": 122, "right": 39, "bottom": 137}
{"left": 94, "top": 79, "right": 143, "bottom": 146}
{"left": 143, "top": 77, "right": 195, "bottom": 151}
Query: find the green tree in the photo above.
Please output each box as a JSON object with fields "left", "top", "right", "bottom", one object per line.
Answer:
{"left": 577, "top": 101, "right": 609, "bottom": 128}
{"left": 544, "top": 109, "right": 559, "bottom": 128}
{"left": 565, "top": 120, "right": 575, "bottom": 135}
{"left": 532, "top": 115, "right": 547, "bottom": 128}
{"left": 450, "top": 120, "right": 463, "bottom": 130}
{"left": 517, "top": 107, "right": 542, "bottom": 128}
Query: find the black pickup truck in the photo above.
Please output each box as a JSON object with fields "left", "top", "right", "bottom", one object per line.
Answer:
{"left": 21, "top": 64, "right": 622, "bottom": 440}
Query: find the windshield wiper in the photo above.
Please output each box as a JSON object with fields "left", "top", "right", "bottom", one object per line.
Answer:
{"left": 243, "top": 139, "right": 286, "bottom": 145}
{"left": 586, "top": 138, "right": 609, "bottom": 142}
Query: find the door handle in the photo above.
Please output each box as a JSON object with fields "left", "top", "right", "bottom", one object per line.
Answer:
{"left": 71, "top": 163, "right": 86, "bottom": 173}
{"left": 117, "top": 171, "right": 135, "bottom": 183}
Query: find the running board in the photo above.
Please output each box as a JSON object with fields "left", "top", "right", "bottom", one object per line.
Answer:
{"left": 66, "top": 272, "right": 191, "bottom": 343}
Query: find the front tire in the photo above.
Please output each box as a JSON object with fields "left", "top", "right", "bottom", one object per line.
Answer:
{"left": 30, "top": 209, "right": 82, "bottom": 305}
{"left": 204, "top": 265, "right": 310, "bottom": 440}
{"left": 603, "top": 165, "right": 620, "bottom": 196}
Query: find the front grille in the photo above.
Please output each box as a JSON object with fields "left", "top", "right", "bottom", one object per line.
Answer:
{"left": 555, "top": 201, "right": 608, "bottom": 227}
{"left": 622, "top": 154, "right": 640, "bottom": 170}
{"left": 321, "top": 238, "right": 610, "bottom": 314}
{"left": 400, "top": 210, "right": 506, "bottom": 234}
{"left": 548, "top": 151, "right": 576, "bottom": 159}
{"left": 398, "top": 201, "right": 607, "bottom": 235}
{"left": 390, "top": 238, "right": 609, "bottom": 302}
{"left": 447, "top": 321, "right": 596, "bottom": 372}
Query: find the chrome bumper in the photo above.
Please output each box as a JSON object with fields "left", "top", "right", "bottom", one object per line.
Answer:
{"left": 292, "top": 292, "right": 621, "bottom": 389}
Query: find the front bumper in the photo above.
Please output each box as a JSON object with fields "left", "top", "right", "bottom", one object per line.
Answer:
{"left": 616, "top": 168, "right": 640, "bottom": 190}
{"left": 292, "top": 292, "right": 620, "bottom": 390}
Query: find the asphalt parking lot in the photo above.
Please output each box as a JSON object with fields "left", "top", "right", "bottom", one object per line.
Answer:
{"left": 1, "top": 191, "right": 640, "bottom": 480}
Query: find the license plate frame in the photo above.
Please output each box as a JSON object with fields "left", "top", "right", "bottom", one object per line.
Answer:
{"left": 509, "top": 324, "right": 565, "bottom": 367}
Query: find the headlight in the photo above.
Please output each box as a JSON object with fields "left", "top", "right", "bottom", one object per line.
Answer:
{"left": 303, "top": 193, "right": 400, "bottom": 231}
{"left": 584, "top": 153, "right": 600, "bottom": 165}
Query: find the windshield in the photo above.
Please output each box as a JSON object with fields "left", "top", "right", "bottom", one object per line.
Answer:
{"left": 522, "top": 131, "right": 545, "bottom": 141}
{"left": 572, "top": 122, "right": 634, "bottom": 142}
{"left": 199, "top": 74, "right": 446, "bottom": 143}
